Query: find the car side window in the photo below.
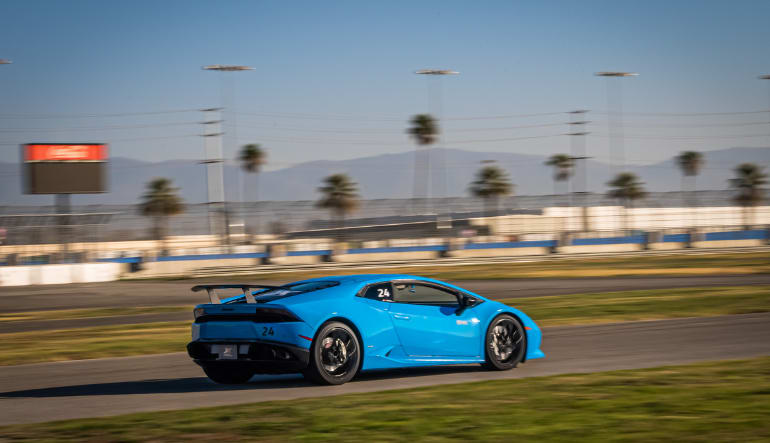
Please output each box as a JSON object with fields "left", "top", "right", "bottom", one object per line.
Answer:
{"left": 391, "top": 283, "right": 459, "bottom": 306}
{"left": 363, "top": 283, "right": 393, "bottom": 302}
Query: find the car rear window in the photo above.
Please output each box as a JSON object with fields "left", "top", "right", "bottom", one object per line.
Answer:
{"left": 246, "top": 280, "right": 340, "bottom": 302}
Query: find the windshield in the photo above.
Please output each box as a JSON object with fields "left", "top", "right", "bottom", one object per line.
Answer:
{"left": 226, "top": 280, "right": 340, "bottom": 304}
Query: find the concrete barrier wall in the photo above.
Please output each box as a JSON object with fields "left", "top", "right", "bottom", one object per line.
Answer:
{"left": 127, "top": 258, "right": 258, "bottom": 279}
{"left": 692, "top": 239, "right": 764, "bottom": 249}
{"left": 0, "top": 263, "right": 122, "bottom": 287}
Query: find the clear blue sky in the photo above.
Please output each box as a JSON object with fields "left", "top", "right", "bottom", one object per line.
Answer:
{"left": 1, "top": 0, "right": 769, "bottom": 168}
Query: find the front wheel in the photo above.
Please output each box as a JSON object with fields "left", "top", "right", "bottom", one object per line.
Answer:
{"left": 202, "top": 363, "right": 254, "bottom": 384}
{"left": 303, "top": 321, "right": 361, "bottom": 385}
{"left": 482, "top": 315, "right": 526, "bottom": 370}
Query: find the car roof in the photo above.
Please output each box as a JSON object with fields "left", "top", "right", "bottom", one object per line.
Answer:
{"left": 291, "top": 274, "right": 429, "bottom": 285}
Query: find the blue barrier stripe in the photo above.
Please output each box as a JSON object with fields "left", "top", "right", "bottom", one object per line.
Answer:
{"left": 662, "top": 234, "right": 690, "bottom": 243}
{"left": 287, "top": 250, "right": 331, "bottom": 256}
{"left": 347, "top": 245, "right": 447, "bottom": 254}
{"left": 704, "top": 230, "right": 767, "bottom": 241}
{"left": 571, "top": 236, "right": 646, "bottom": 246}
{"left": 96, "top": 257, "right": 142, "bottom": 263}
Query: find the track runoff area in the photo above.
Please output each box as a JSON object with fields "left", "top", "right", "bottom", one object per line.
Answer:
{"left": 0, "top": 254, "right": 769, "bottom": 439}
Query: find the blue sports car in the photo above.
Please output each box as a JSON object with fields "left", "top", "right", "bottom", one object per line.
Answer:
{"left": 187, "top": 274, "right": 545, "bottom": 385}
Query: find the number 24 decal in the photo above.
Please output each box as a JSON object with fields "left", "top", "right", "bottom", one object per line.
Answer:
{"left": 377, "top": 288, "right": 391, "bottom": 298}
{"left": 262, "top": 326, "right": 274, "bottom": 336}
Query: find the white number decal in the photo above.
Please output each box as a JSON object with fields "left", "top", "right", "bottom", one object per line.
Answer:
{"left": 376, "top": 288, "right": 391, "bottom": 298}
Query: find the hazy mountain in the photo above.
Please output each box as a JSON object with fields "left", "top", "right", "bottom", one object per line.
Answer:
{"left": 0, "top": 147, "right": 767, "bottom": 205}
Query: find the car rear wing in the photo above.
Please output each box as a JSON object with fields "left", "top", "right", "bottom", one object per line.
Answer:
{"left": 191, "top": 284, "right": 283, "bottom": 304}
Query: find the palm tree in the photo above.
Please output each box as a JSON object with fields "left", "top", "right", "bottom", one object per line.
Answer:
{"left": 544, "top": 154, "right": 574, "bottom": 202}
{"left": 730, "top": 163, "right": 767, "bottom": 229}
{"left": 138, "top": 178, "right": 185, "bottom": 252}
{"left": 407, "top": 114, "right": 438, "bottom": 211}
{"left": 607, "top": 172, "right": 646, "bottom": 234}
{"left": 238, "top": 144, "right": 266, "bottom": 234}
{"left": 469, "top": 165, "right": 513, "bottom": 216}
{"left": 675, "top": 151, "right": 704, "bottom": 218}
{"left": 316, "top": 174, "right": 360, "bottom": 228}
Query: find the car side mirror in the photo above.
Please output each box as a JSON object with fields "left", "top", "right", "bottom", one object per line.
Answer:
{"left": 456, "top": 295, "right": 479, "bottom": 315}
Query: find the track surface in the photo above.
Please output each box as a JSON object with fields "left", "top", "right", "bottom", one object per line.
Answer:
{"left": 1, "top": 313, "right": 768, "bottom": 426}
{"left": 1, "top": 274, "right": 769, "bottom": 333}
{"left": 2, "top": 274, "right": 769, "bottom": 312}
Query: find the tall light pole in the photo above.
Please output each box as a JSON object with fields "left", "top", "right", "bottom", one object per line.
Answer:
{"left": 595, "top": 72, "right": 638, "bottom": 174}
{"left": 202, "top": 64, "right": 254, "bottom": 248}
{"left": 414, "top": 69, "right": 459, "bottom": 223}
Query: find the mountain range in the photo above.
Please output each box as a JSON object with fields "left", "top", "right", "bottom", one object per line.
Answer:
{"left": 0, "top": 147, "right": 768, "bottom": 205}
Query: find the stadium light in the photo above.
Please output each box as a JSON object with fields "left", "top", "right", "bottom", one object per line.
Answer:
{"left": 202, "top": 65, "right": 254, "bottom": 71}
{"left": 594, "top": 71, "right": 638, "bottom": 77}
{"left": 413, "top": 68, "right": 459, "bottom": 220}
{"left": 595, "top": 71, "right": 638, "bottom": 173}
{"left": 415, "top": 69, "right": 459, "bottom": 75}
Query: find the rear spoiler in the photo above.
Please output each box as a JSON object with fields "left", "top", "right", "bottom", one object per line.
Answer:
{"left": 191, "top": 284, "right": 283, "bottom": 304}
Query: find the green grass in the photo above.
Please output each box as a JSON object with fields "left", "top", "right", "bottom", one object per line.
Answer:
{"left": 1, "top": 285, "right": 768, "bottom": 366}
{"left": 0, "top": 321, "right": 189, "bottom": 366}
{"left": 185, "top": 251, "right": 770, "bottom": 281}
{"left": 0, "top": 306, "right": 191, "bottom": 323}
{"left": 1, "top": 357, "right": 768, "bottom": 442}
{"left": 506, "top": 285, "right": 770, "bottom": 327}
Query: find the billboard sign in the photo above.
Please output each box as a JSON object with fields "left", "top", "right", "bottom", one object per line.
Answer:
{"left": 24, "top": 144, "right": 107, "bottom": 162}
{"left": 22, "top": 143, "right": 108, "bottom": 194}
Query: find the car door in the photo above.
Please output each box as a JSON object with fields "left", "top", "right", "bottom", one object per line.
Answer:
{"left": 387, "top": 281, "right": 483, "bottom": 358}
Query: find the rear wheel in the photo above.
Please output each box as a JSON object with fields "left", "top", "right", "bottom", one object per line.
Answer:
{"left": 202, "top": 363, "right": 254, "bottom": 384}
{"left": 483, "top": 315, "right": 526, "bottom": 370}
{"left": 303, "top": 321, "right": 361, "bottom": 385}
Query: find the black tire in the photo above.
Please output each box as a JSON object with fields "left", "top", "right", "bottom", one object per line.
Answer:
{"left": 303, "top": 321, "right": 361, "bottom": 385}
{"left": 482, "top": 314, "right": 526, "bottom": 370}
{"left": 202, "top": 363, "right": 254, "bottom": 384}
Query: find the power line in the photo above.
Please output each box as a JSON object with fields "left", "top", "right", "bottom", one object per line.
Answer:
{"left": 227, "top": 121, "right": 565, "bottom": 135}
{"left": 591, "top": 133, "right": 770, "bottom": 140}
{"left": 0, "top": 121, "right": 200, "bottom": 132}
{"left": 594, "top": 109, "right": 770, "bottom": 117}
{"left": 0, "top": 134, "right": 199, "bottom": 146}
{"left": 0, "top": 108, "right": 202, "bottom": 119}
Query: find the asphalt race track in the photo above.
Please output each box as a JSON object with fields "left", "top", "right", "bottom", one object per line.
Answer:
{"left": 1, "top": 313, "right": 769, "bottom": 425}
{"left": 2, "top": 274, "right": 769, "bottom": 312}
{"left": 1, "top": 274, "right": 769, "bottom": 333}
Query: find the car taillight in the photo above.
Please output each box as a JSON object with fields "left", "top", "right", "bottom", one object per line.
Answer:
{"left": 194, "top": 307, "right": 206, "bottom": 319}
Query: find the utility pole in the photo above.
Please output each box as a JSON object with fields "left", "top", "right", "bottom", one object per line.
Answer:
{"left": 202, "top": 65, "right": 254, "bottom": 249}
{"left": 567, "top": 110, "right": 590, "bottom": 231}
{"left": 200, "top": 107, "right": 225, "bottom": 243}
